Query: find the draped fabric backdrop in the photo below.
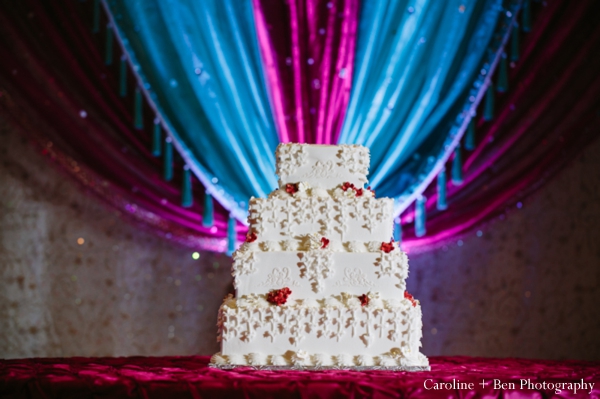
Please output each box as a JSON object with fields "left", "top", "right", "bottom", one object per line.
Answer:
{"left": 0, "top": 0, "right": 599, "bottom": 253}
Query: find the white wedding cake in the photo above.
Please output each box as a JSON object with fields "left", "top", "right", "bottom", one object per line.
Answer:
{"left": 210, "top": 144, "right": 429, "bottom": 370}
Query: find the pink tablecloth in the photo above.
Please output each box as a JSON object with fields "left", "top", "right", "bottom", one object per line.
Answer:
{"left": 1, "top": 356, "right": 598, "bottom": 398}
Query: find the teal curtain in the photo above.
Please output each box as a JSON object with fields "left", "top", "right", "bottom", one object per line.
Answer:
{"left": 340, "top": 0, "right": 505, "bottom": 202}
{"left": 105, "top": 0, "right": 279, "bottom": 218}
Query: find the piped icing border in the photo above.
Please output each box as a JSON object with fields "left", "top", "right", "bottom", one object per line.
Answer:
{"left": 210, "top": 350, "right": 429, "bottom": 369}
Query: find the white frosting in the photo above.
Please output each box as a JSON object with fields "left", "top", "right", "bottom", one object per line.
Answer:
{"left": 340, "top": 292, "right": 361, "bottom": 309}
{"left": 367, "top": 241, "right": 382, "bottom": 252}
{"left": 247, "top": 195, "right": 394, "bottom": 251}
{"left": 311, "top": 187, "right": 329, "bottom": 197}
{"left": 268, "top": 189, "right": 289, "bottom": 200}
{"left": 222, "top": 294, "right": 236, "bottom": 308}
{"left": 237, "top": 241, "right": 258, "bottom": 253}
{"left": 379, "top": 355, "right": 398, "bottom": 367}
{"left": 218, "top": 297, "right": 425, "bottom": 363}
{"left": 276, "top": 144, "right": 369, "bottom": 190}
{"left": 215, "top": 144, "right": 427, "bottom": 370}
{"left": 306, "top": 233, "right": 323, "bottom": 250}
{"left": 297, "top": 181, "right": 310, "bottom": 192}
{"left": 260, "top": 240, "right": 279, "bottom": 252}
{"left": 237, "top": 294, "right": 269, "bottom": 308}
{"left": 336, "top": 354, "right": 355, "bottom": 366}
{"left": 357, "top": 354, "right": 375, "bottom": 366}
{"left": 301, "top": 298, "right": 320, "bottom": 308}
{"left": 233, "top": 251, "right": 407, "bottom": 299}
{"left": 346, "top": 241, "right": 366, "bottom": 252}
{"left": 366, "top": 291, "right": 384, "bottom": 308}
{"left": 210, "top": 353, "right": 226, "bottom": 365}
{"left": 312, "top": 353, "right": 333, "bottom": 366}
{"left": 323, "top": 296, "right": 341, "bottom": 307}
{"left": 291, "top": 350, "right": 311, "bottom": 366}
{"left": 211, "top": 351, "right": 428, "bottom": 368}
{"left": 228, "top": 353, "right": 247, "bottom": 365}
{"left": 361, "top": 190, "right": 374, "bottom": 198}
{"left": 281, "top": 239, "right": 298, "bottom": 251}
{"left": 248, "top": 353, "right": 267, "bottom": 366}
{"left": 271, "top": 355, "right": 288, "bottom": 366}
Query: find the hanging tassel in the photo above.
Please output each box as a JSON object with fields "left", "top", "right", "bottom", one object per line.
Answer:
{"left": 202, "top": 191, "right": 214, "bottom": 227}
{"left": 134, "top": 87, "right": 143, "bottom": 129}
{"left": 496, "top": 53, "right": 508, "bottom": 93}
{"left": 163, "top": 137, "right": 173, "bottom": 181}
{"left": 227, "top": 215, "right": 236, "bottom": 256}
{"left": 510, "top": 25, "right": 520, "bottom": 62}
{"left": 92, "top": 0, "right": 100, "bottom": 33}
{"left": 394, "top": 217, "right": 402, "bottom": 242}
{"left": 483, "top": 83, "right": 495, "bottom": 121}
{"left": 104, "top": 24, "right": 113, "bottom": 65}
{"left": 152, "top": 118, "right": 162, "bottom": 157}
{"left": 464, "top": 118, "right": 476, "bottom": 151}
{"left": 437, "top": 168, "right": 448, "bottom": 211}
{"left": 521, "top": 0, "right": 532, "bottom": 33}
{"left": 119, "top": 55, "right": 128, "bottom": 97}
{"left": 452, "top": 145, "right": 464, "bottom": 185}
{"left": 181, "top": 166, "right": 193, "bottom": 208}
{"left": 415, "top": 196, "right": 426, "bottom": 238}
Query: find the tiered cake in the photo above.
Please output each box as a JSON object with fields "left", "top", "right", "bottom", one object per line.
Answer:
{"left": 210, "top": 144, "right": 429, "bottom": 370}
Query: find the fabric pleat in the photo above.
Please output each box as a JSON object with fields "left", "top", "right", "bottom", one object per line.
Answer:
{"left": 252, "top": 0, "right": 359, "bottom": 144}
{"left": 105, "top": 0, "right": 280, "bottom": 217}
{"left": 339, "top": 0, "right": 505, "bottom": 203}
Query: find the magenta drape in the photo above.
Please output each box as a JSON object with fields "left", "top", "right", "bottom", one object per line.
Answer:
{"left": 252, "top": 0, "right": 359, "bottom": 144}
{"left": 1, "top": 356, "right": 599, "bottom": 398}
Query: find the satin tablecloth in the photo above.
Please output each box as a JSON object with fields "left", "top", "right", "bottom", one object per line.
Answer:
{"left": 1, "top": 356, "right": 598, "bottom": 398}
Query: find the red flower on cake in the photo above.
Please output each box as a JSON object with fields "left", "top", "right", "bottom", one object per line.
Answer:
{"left": 358, "top": 293, "right": 369, "bottom": 307}
{"left": 285, "top": 183, "right": 298, "bottom": 194}
{"left": 404, "top": 291, "right": 417, "bottom": 307}
{"left": 267, "top": 287, "right": 292, "bottom": 306}
{"left": 355, "top": 188, "right": 364, "bottom": 197}
{"left": 321, "top": 237, "right": 330, "bottom": 249}
{"left": 381, "top": 240, "right": 395, "bottom": 253}
{"left": 245, "top": 231, "right": 257, "bottom": 243}
{"left": 341, "top": 182, "right": 355, "bottom": 191}
{"left": 367, "top": 186, "right": 375, "bottom": 196}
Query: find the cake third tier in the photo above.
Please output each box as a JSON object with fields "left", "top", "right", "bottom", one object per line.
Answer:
{"left": 233, "top": 243, "right": 409, "bottom": 299}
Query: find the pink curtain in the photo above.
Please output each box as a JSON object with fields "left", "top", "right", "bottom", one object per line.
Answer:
{"left": 252, "top": 0, "right": 359, "bottom": 144}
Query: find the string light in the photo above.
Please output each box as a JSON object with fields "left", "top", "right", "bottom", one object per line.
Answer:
{"left": 192, "top": 252, "right": 200, "bottom": 260}
{"left": 77, "top": 237, "right": 85, "bottom": 245}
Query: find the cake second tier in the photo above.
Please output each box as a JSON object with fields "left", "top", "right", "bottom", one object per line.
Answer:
{"left": 248, "top": 195, "right": 394, "bottom": 250}
{"left": 233, "top": 245, "right": 408, "bottom": 299}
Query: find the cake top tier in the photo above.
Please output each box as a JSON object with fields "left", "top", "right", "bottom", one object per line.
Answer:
{"left": 276, "top": 144, "right": 369, "bottom": 190}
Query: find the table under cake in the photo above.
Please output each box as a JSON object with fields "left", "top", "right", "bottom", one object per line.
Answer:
{"left": 1, "top": 356, "right": 598, "bottom": 398}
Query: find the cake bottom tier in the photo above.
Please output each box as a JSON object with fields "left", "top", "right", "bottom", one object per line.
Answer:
{"left": 213, "top": 296, "right": 429, "bottom": 369}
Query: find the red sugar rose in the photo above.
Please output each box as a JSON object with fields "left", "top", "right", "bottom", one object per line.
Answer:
{"left": 367, "top": 186, "right": 375, "bottom": 196}
{"left": 341, "top": 182, "right": 355, "bottom": 191}
{"left": 381, "top": 240, "right": 395, "bottom": 253}
{"left": 404, "top": 291, "right": 417, "bottom": 307}
{"left": 267, "top": 287, "right": 292, "bottom": 306}
{"left": 285, "top": 183, "right": 298, "bottom": 194}
{"left": 245, "top": 232, "right": 257, "bottom": 243}
{"left": 358, "top": 294, "right": 369, "bottom": 307}
{"left": 355, "top": 188, "right": 364, "bottom": 197}
{"left": 321, "top": 237, "right": 330, "bottom": 249}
